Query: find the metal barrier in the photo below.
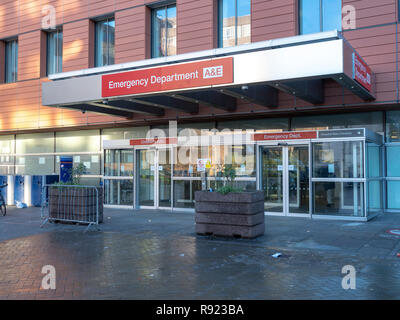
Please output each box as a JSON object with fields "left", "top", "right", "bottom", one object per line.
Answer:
{"left": 41, "top": 185, "right": 102, "bottom": 232}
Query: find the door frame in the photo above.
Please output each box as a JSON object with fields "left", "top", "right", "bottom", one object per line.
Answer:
{"left": 134, "top": 146, "right": 173, "bottom": 210}
{"left": 258, "top": 140, "right": 312, "bottom": 218}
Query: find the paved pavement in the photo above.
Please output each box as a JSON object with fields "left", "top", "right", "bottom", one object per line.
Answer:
{"left": 0, "top": 207, "right": 400, "bottom": 299}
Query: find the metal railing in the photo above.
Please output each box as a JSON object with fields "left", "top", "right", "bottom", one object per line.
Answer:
{"left": 41, "top": 184, "right": 102, "bottom": 232}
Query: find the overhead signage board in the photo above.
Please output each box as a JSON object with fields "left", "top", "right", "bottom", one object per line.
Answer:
{"left": 353, "top": 53, "right": 372, "bottom": 92}
{"left": 253, "top": 131, "right": 317, "bottom": 141}
{"left": 102, "top": 57, "right": 234, "bottom": 98}
{"left": 318, "top": 129, "right": 364, "bottom": 139}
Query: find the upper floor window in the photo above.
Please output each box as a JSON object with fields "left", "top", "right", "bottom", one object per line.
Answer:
{"left": 47, "top": 29, "right": 63, "bottom": 75}
{"left": 151, "top": 5, "right": 177, "bottom": 58}
{"left": 299, "top": 0, "right": 342, "bottom": 35}
{"left": 95, "top": 18, "right": 115, "bottom": 67}
{"left": 5, "top": 39, "right": 18, "bottom": 83}
{"left": 218, "top": 0, "right": 251, "bottom": 48}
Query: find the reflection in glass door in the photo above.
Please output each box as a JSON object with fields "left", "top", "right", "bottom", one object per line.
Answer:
{"left": 261, "top": 145, "right": 310, "bottom": 216}
{"left": 138, "top": 150, "right": 155, "bottom": 207}
{"left": 288, "top": 146, "right": 310, "bottom": 215}
{"left": 158, "top": 149, "right": 171, "bottom": 208}
{"left": 261, "top": 147, "right": 284, "bottom": 213}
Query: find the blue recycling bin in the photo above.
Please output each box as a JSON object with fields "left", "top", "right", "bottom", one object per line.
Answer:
{"left": 31, "top": 175, "right": 59, "bottom": 207}
{"left": 31, "top": 176, "right": 43, "bottom": 207}
{"left": 14, "top": 176, "right": 24, "bottom": 204}
{"left": 0, "top": 176, "right": 7, "bottom": 204}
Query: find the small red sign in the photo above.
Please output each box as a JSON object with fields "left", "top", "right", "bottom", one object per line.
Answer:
{"left": 253, "top": 131, "right": 317, "bottom": 141}
{"left": 353, "top": 53, "right": 372, "bottom": 92}
{"left": 102, "top": 58, "right": 234, "bottom": 98}
{"left": 130, "top": 137, "right": 177, "bottom": 146}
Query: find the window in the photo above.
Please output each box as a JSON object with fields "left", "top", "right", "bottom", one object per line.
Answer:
{"left": 299, "top": 0, "right": 342, "bottom": 35}
{"left": 5, "top": 39, "right": 18, "bottom": 83}
{"left": 95, "top": 18, "right": 115, "bottom": 67}
{"left": 152, "top": 5, "right": 177, "bottom": 58}
{"left": 47, "top": 29, "right": 63, "bottom": 75}
{"left": 218, "top": 0, "right": 251, "bottom": 48}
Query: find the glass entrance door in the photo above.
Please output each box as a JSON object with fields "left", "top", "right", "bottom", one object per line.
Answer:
{"left": 261, "top": 144, "right": 310, "bottom": 216}
{"left": 137, "top": 148, "right": 171, "bottom": 209}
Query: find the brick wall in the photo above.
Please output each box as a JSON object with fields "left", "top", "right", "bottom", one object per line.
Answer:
{"left": 0, "top": 0, "right": 397, "bottom": 133}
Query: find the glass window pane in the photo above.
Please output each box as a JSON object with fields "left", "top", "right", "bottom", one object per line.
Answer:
{"left": 16, "top": 156, "right": 55, "bottom": 175}
{"left": 314, "top": 182, "right": 365, "bottom": 217}
{"left": 0, "top": 135, "right": 15, "bottom": 154}
{"left": 152, "top": 7, "right": 167, "bottom": 57}
{"left": 368, "top": 180, "right": 382, "bottom": 215}
{"left": 95, "top": 19, "right": 114, "bottom": 67}
{"left": 101, "top": 126, "right": 149, "bottom": 141}
{"left": 16, "top": 133, "right": 54, "bottom": 154}
{"left": 166, "top": 6, "right": 176, "bottom": 56}
{"left": 387, "top": 146, "right": 400, "bottom": 177}
{"left": 386, "top": 111, "right": 400, "bottom": 142}
{"left": 367, "top": 144, "right": 382, "bottom": 178}
{"left": 47, "top": 32, "right": 56, "bottom": 75}
{"left": 322, "top": 0, "right": 342, "bottom": 32}
{"left": 56, "top": 130, "right": 100, "bottom": 153}
{"left": 5, "top": 40, "right": 18, "bottom": 83}
{"left": 292, "top": 112, "right": 383, "bottom": 134}
{"left": 300, "top": 0, "right": 321, "bottom": 35}
{"left": 173, "top": 180, "right": 202, "bottom": 208}
{"left": 313, "top": 141, "right": 364, "bottom": 179}
{"left": 57, "top": 31, "right": 63, "bottom": 72}
{"left": 219, "top": 0, "right": 236, "bottom": 47}
{"left": 388, "top": 181, "right": 400, "bottom": 209}
{"left": 104, "top": 179, "right": 133, "bottom": 205}
{"left": 0, "top": 136, "right": 14, "bottom": 175}
{"left": 237, "top": 0, "right": 251, "bottom": 45}
{"left": 47, "top": 30, "right": 62, "bottom": 75}
{"left": 107, "top": 19, "right": 115, "bottom": 65}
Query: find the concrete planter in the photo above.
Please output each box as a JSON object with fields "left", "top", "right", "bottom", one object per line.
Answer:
{"left": 195, "top": 190, "right": 265, "bottom": 239}
{"left": 48, "top": 186, "right": 103, "bottom": 224}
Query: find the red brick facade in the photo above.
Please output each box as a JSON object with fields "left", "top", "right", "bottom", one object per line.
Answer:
{"left": 0, "top": 0, "right": 398, "bottom": 132}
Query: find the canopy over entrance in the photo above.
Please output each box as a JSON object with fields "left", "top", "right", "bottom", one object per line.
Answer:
{"left": 42, "top": 31, "right": 374, "bottom": 119}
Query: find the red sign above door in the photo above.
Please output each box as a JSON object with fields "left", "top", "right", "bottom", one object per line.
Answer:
{"left": 253, "top": 131, "right": 317, "bottom": 141}
{"left": 353, "top": 53, "right": 372, "bottom": 92}
{"left": 130, "top": 137, "right": 177, "bottom": 146}
{"left": 102, "top": 58, "right": 234, "bottom": 98}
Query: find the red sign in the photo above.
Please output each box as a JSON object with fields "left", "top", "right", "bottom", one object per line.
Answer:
{"left": 353, "top": 53, "right": 372, "bottom": 92}
{"left": 102, "top": 58, "right": 233, "bottom": 98}
{"left": 130, "top": 137, "right": 177, "bottom": 146}
{"left": 253, "top": 131, "right": 317, "bottom": 141}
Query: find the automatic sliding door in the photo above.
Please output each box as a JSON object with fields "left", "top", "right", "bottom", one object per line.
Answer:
{"left": 288, "top": 145, "right": 310, "bottom": 215}
{"left": 138, "top": 149, "right": 155, "bottom": 207}
{"left": 261, "top": 147, "right": 284, "bottom": 213}
{"left": 261, "top": 144, "right": 310, "bottom": 216}
{"left": 158, "top": 148, "right": 171, "bottom": 208}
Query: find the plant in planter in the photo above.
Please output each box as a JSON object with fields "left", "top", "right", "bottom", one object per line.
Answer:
{"left": 195, "top": 164, "right": 265, "bottom": 239}
{"left": 47, "top": 163, "right": 103, "bottom": 225}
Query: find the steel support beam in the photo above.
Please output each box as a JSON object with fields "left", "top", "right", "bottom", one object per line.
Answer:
{"left": 131, "top": 95, "right": 199, "bottom": 114}
{"left": 172, "top": 90, "right": 237, "bottom": 112}
{"left": 220, "top": 84, "right": 278, "bottom": 108}
{"left": 276, "top": 79, "right": 324, "bottom": 104}
{"left": 59, "top": 104, "right": 133, "bottom": 118}
{"left": 100, "top": 100, "right": 165, "bottom": 116}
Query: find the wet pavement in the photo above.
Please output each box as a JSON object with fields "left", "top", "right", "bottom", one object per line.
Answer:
{"left": 0, "top": 207, "right": 400, "bottom": 299}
